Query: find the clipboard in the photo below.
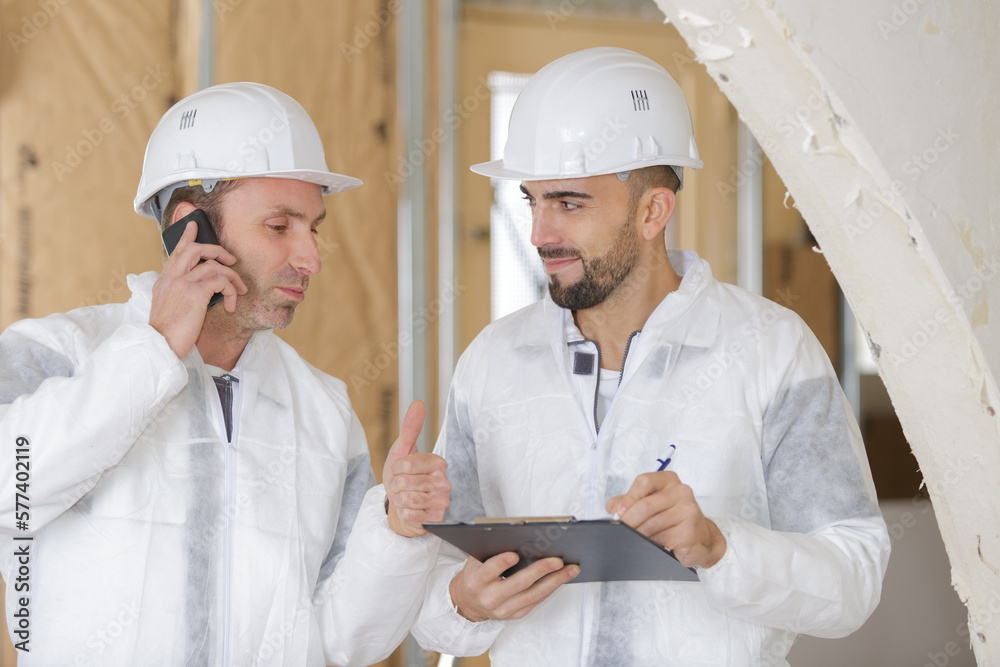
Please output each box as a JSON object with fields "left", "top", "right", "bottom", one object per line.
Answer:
{"left": 423, "top": 517, "right": 699, "bottom": 583}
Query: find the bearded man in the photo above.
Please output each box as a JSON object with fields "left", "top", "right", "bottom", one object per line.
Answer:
{"left": 410, "top": 48, "right": 889, "bottom": 667}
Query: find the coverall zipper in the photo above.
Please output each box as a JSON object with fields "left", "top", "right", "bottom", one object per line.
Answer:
{"left": 566, "top": 338, "right": 601, "bottom": 664}
{"left": 618, "top": 331, "right": 642, "bottom": 387}
{"left": 214, "top": 373, "right": 242, "bottom": 667}
{"left": 574, "top": 330, "right": 640, "bottom": 666}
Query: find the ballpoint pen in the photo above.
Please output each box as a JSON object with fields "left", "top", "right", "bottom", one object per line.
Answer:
{"left": 613, "top": 444, "right": 677, "bottom": 520}
{"left": 656, "top": 444, "right": 677, "bottom": 471}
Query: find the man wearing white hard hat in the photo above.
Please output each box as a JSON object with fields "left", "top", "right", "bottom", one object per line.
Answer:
{"left": 412, "top": 47, "right": 889, "bottom": 665}
{"left": 0, "top": 82, "right": 449, "bottom": 665}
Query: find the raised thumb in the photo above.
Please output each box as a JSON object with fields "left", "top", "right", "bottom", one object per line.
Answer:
{"left": 388, "top": 399, "right": 426, "bottom": 463}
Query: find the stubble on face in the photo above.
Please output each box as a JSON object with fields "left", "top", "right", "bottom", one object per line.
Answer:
{"left": 217, "top": 227, "right": 309, "bottom": 332}
{"left": 236, "top": 264, "right": 306, "bottom": 330}
{"left": 541, "top": 211, "right": 642, "bottom": 311}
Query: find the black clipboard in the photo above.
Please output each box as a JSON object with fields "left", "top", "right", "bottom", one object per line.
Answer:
{"left": 423, "top": 517, "right": 699, "bottom": 584}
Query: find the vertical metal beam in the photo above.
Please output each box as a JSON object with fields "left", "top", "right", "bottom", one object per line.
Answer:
{"left": 437, "top": 24, "right": 462, "bottom": 667}
{"left": 736, "top": 120, "right": 762, "bottom": 296}
{"left": 199, "top": 0, "right": 216, "bottom": 89}
{"left": 397, "top": 2, "right": 427, "bottom": 446}
{"left": 438, "top": 0, "right": 459, "bottom": 427}
{"left": 398, "top": 6, "right": 428, "bottom": 667}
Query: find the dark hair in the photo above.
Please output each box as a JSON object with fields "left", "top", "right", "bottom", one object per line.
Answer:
{"left": 625, "top": 165, "right": 680, "bottom": 211}
{"left": 162, "top": 179, "right": 246, "bottom": 237}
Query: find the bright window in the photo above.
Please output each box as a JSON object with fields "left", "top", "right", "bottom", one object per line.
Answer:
{"left": 487, "top": 71, "right": 547, "bottom": 322}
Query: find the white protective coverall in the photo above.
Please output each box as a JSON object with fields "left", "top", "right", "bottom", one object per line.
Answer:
{"left": 412, "top": 250, "right": 890, "bottom": 666}
{"left": 0, "top": 272, "right": 438, "bottom": 666}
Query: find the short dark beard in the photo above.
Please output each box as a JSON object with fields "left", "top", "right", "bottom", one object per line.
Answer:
{"left": 545, "top": 206, "right": 642, "bottom": 311}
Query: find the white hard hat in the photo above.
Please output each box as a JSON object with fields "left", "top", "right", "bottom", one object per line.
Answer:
{"left": 134, "top": 81, "right": 362, "bottom": 222}
{"left": 472, "top": 47, "right": 703, "bottom": 182}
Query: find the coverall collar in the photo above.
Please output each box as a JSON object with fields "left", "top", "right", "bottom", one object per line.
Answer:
{"left": 533, "top": 250, "right": 720, "bottom": 358}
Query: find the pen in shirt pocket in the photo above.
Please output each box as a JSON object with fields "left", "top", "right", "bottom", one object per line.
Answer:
{"left": 612, "top": 444, "right": 677, "bottom": 520}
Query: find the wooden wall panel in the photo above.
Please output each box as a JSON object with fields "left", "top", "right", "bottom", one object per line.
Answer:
{"left": 0, "top": 3, "right": 178, "bottom": 664}
{"left": 214, "top": 0, "right": 402, "bottom": 480}
{"left": 0, "top": 0, "right": 175, "bottom": 328}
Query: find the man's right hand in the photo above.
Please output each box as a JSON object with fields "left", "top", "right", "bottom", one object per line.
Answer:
{"left": 449, "top": 553, "right": 579, "bottom": 622}
{"left": 150, "top": 220, "right": 247, "bottom": 359}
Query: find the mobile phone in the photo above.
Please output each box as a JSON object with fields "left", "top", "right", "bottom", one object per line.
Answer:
{"left": 161, "top": 209, "right": 224, "bottom": 308}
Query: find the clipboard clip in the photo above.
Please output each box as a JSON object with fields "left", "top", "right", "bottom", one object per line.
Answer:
{"left": 472, "top": 516, "right": 577, "bottom": 525}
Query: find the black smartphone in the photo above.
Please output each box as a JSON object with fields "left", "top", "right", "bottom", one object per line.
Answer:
{"left": 160, "top": 209, "right": 224, "bottom": 308}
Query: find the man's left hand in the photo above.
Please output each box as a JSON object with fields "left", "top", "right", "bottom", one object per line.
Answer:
{"left": 383, "top": 400, "right": 451, "bottom": 537}
{"left": 606, "top": 471, "right": 726, "bottom": 569}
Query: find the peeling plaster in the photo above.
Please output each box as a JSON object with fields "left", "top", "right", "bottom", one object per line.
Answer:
{"left": 677, "top": 9, "right": 712, "bottom": 28}
{"left": 698, "top": 44, "right": 735, "bottom": 62}
{"left": 654, "top": 0, "right": 1000, "bottom": 662}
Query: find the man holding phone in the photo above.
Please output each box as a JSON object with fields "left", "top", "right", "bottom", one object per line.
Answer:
{"left": 0, "top": 82, "right": 449, "bottom": 665}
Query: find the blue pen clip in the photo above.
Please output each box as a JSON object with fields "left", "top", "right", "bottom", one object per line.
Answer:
{"left": 656, "top": 444, "right": 677, "bottom": 471}
{"left": 611, "top": 445, "right": 677, "bottom": 521}
{"left": 612, "top": 444, "right": 679, "bottom": 521}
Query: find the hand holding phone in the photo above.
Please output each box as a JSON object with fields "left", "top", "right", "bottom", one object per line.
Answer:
{"left": 150, "top": 209, "right": 246, "bottom": 360}
{"left": 161, "top": 209, "right": 224, "bottom": 308}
